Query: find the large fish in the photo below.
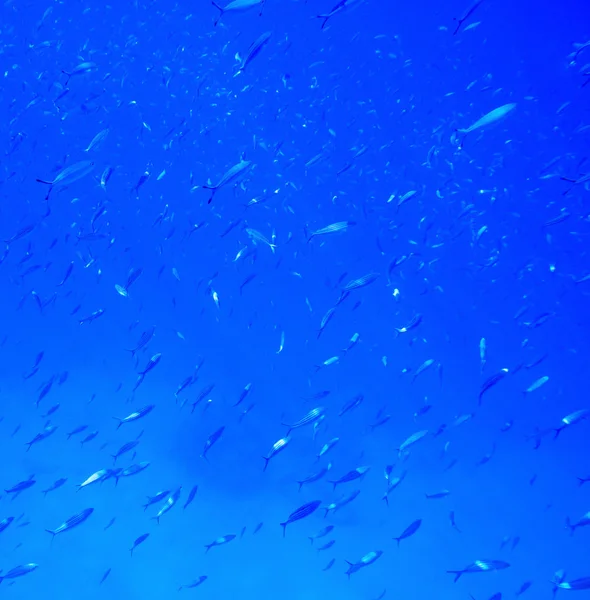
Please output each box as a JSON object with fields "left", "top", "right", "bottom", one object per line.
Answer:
{"left": 211, "top": 0, "right": 264, "bottom": 26}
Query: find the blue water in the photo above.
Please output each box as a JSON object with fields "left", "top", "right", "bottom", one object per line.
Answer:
{"left": 1, "top": 0, "right": 590, "bottom": 597}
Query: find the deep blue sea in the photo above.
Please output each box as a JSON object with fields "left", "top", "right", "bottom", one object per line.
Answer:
{"left": 1, "top": 0, "right": 590, "bottom": 598}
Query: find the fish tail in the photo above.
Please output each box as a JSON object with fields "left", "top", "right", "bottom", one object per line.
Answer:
{"left": 316, "top": 14, "right": 330, "bottom": 28}
{"left": 211, "top": 0, "right": 224, "bottom": 23}
{"left": 113, "top": 417, "right": 123, "bottom": 429}
{"left": 447, "top": 570, "right": 462, "bottom": 583}
{"left": 553, "top": 427, "right": 563, "bottom": 440}
{"left": 308, "top": 537, "right": 314, "bottom": 545}
{"left": 45, "top": 529, "right": 56, "bottom": 539}
{"left": 296, "top": 481, "right": 303, "bottom": 492}
{"left": 280, "top": 522, "right": 287, "bottom": 537}
{"left": 577, "top": 477, "right": 587, "bottom": 486}
{"left": 262, "top": 457, "right": 270, "bottom": 472}
{"left": 204, "top": 544, "right": 211, "bottom": 553}
{"left": 393, "top": 537, "right": 400, "bottom": 547}
{"left": 565, "top": 517, "right": 576, "bottom": 535}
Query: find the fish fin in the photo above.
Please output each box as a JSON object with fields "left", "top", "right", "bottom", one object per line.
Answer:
{"left": 447, "top": 570, "right": 462, "bottom": 583}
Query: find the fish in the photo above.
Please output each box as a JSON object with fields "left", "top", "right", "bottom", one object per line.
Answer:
{"left": 453, "top": 0, "right": 484, "bottom": 34}
{"left": 457, "top": 104, "right": 517, "bottom": 135}
{"left": 126, "top": 326, "right": 156, "bottom": 357}
{"left": 479, "top": 369, "right": 509, "bottom": 404}
{"left": 143, "top": 490, "right": 170, "bottom": 511}
{"left": 204, "top": 534, "right": 236, "bottom": 552}
{"left": 112, "top": 405, "right": 155, "bottom": 429}
{"left": 201, "top": 426, "right": 225, "bottom": 460}
{"left": 553, "top": 577, "right": 590, "bottom": 591}
{"left": 296, "top": 463, "right": 332, "bottom": 491}
{"left": 234, "top": 32, "right": 272, "bottom": 77}
{"left": 45, "top": 508, "right": 94, "bottom": 538}
{"left": 0, "top": 563, "right": 39, "bottom": 585}
{"left": 392, "top": 519, "right": 422, "bottom": 546}
{"left": 447, "top": 560, "right": 510, "bottom": 583}
{"left": 282, "top": 407, "right": 325, "bottom": 435}
{"left": 36, "top": 160, "right": 95, "bottom": 199}
{"left": 344, "top": 550, "right": 383, "bottom": 579}
{"left": 178, "top": 576, "right": 208, "bottom": 591}
{"left": 307, "top": 221, "right": 354, "bottom": 242}
{"left": 554, "top": 409, "right": 589, "bottom": 438}
{"left": 263, "top": 437, "right": 290, "bottom": 471}
{"left": 203, "top": 159, "right": 252, "bottom": 203}
{"left": 328, "top": 467, "right": 370, "bottom": 490}
{"left": 153, "top": 487, "right": 182, "bottom": 524}
{"left": 397, "top": 430, "right": 428, "bottom": 456}
{"left": 280, "top": 500, "right": 321, "bottom": 536}
{"left": 211, "top": 0, "right": 264, "bottom": 26}
{"left": 129, "top": 533, "right": 150, "bottom": 556}
{"left": 309, "top": 525, "right": 334, "bottom": 544}
{"left": 183, "top": 485, "right": 198, "bottom": 509}
{"left": 41, "top": 478, "right": 67, "bottom": 497}
{"left": 317, "top": 0, "right": 365, "bottom": 29}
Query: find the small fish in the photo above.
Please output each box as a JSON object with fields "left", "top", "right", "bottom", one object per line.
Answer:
{"left": 309, "top": 525, "right": 334, "bottom": 544}
{"left": 204, "top": 534, "right": 236, "bottom": 552}
{"left": 392, "top": 519, "right": 422, "bottom": 546}
{"left": 41, "top": 478, "right": 67, "bottom": 497}
{"left": 178, "top": 576, "right": 208, "bottom": 591}
{"left": 523, "top": 376, "right": 549, "bottom": 395}
{"left": 201, "top": 427, "right": 225, "bottom": 460}
{"left": 99, "top": 568, "right": 111, "bottom": 585}
{"left": 183, "top": 485, "right": 198, "bottom": 509}
{"left": 129, "top": 533, "right": 150, "bottom": 556}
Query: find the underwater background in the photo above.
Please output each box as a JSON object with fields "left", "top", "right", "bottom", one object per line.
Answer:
{"left": 1, "top": 0, "right": 589, "bottom": 598}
